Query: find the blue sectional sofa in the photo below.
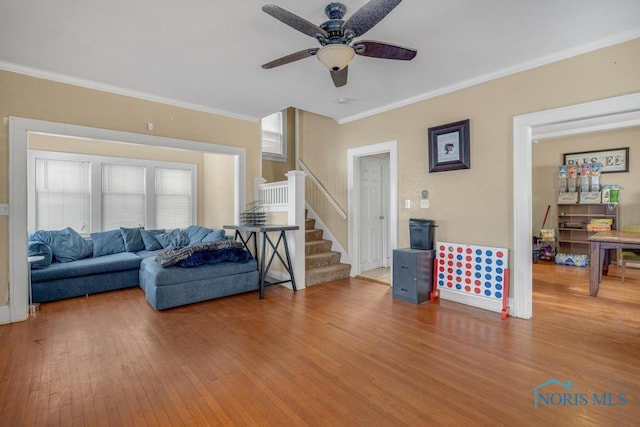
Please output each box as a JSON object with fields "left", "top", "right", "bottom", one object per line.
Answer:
{"left": 31, "top": 251, "right": 147, "bottom": 303}
{"left": 29, "top": 225, "right": 259, "bottom": 310}
{"left": 139, "top": 256, "right": 258, "bottom": 310}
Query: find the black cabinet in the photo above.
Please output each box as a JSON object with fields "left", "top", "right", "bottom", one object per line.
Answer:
{"left": 392, "top": 248, "right": 435, "bottom": 304}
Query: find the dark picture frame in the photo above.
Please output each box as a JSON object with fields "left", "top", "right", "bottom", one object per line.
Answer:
{"left": 562, "top": 147, "right": 629, "bottom": 173}
{"left": 428, "top": 119, "right": 470, "bottom": 173}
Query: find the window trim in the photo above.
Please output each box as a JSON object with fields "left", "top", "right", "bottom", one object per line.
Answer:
{"left": 28, "top": 150, "right": 197, "bottom": 233}
{"left": 261, "top": 110, "right": 288, "bottom": 162}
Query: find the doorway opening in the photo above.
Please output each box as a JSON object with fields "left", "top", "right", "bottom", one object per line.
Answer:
{"left": 358, "top": 155, "right": 390, "bottom": 283}
{"left": 347, "top": 141, "right": 398, "bottom": 282}
{"left": 512, "top": 92, "right": 640, "bottom": 319}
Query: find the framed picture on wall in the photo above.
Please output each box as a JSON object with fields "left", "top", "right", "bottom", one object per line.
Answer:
{"left": 428, "top": 119, "right": 470, "bottom": 173}
{"left": 563, "top": 147, "right": 629, "bottom": 173}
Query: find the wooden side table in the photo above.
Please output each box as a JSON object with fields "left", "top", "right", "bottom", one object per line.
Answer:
{"left": 223, "top": 224, "right": 299, "bottom": 299}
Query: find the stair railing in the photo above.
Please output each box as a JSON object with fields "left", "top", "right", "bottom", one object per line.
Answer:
{"left": 297, "top": 159, "right": 347, "bottom": 220}
{"left": 257, "top": 180, "right": 288, "bottom": 211}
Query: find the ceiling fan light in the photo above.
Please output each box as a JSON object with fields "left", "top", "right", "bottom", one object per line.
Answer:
{"left": 316, "top": 44, "right": 355, "bottom": 72}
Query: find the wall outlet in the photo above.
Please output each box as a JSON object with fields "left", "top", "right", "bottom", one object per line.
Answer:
{"left": 404, "top": 199, "right": 411, "bottom": 209}
{"left": 421, "top": 199, "right": 429, "bottom": 209}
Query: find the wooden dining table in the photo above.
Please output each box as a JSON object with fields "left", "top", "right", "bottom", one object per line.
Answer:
{"left": 588, "top": 230, "right": 640, "bottom": 296}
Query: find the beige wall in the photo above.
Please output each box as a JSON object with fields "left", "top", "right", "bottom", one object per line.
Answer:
{"left": 533, "top": 127, "right": 640, "bottom": 234}
{"left": 298, "top": 112, "right": 348, "bottom": 244}
{"left": 0, "top": 69, "right": 261, "bottom": 305}
{"left": 299, "top": 38, "right": 640, "bottom": 252}
{"left": 261, "top": 107, "right": 296, "bottom": 183}
{"left": 203, "top": 152, "right": 236, "bottom": 229}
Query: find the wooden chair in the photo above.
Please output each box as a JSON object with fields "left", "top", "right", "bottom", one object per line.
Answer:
{"left": 621, "top": 224, "right": 640, "bottom": 283}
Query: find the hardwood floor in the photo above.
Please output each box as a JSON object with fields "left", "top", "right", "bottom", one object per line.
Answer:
{"left": 356, "top": 267, "right": 391, "bottom": 285}
{"left": 1, "top": 263, "right": 639, "bottom": 425}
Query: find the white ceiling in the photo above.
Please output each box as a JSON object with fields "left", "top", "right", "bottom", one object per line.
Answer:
{"left": 1, "top": 1, "right": 639, "bottom": 124}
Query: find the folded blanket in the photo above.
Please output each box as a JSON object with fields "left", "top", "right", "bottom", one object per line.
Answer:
{"left": 178, "top": 247, "right": 253, "bottom": 267}
{"left": 156, "top": 240, "right": 245, "bottom": 267}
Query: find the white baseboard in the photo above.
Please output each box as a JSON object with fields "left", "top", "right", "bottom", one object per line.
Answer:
{"left": 439, "top": 288, "right": 504, "bottom": 314}
{"left": 305, "top": 204, "right": 350, "bottom": 264}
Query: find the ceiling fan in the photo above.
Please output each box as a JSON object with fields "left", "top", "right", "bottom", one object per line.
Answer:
{"left": 261, "top": 0, "right": 417, "bottom": 87}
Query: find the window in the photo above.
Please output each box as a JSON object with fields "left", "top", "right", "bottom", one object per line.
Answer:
{"left": 29, "top": 151, "right": 195, "bottom": 233}
{"left": 155, "top": 168, "right": 192, "bottom": 230}
{"left": 34, "top": 158, "right": 90, "bottom": 232}
{"left": 261, "top": 110, "right": 287, "bottom": 161}
{"left": 102, "top": 164, "right": 145, "bottom": 230}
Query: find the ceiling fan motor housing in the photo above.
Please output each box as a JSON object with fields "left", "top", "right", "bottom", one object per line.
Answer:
{"left": 325, "top": 3, "right": 347, "bottom": 20}
{"left": 320, "top": 3, "right": 350, "bottom": 45}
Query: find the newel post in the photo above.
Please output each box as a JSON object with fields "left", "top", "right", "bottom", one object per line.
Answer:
{"left": 253, "top": 177, "right": 266, "bottom": 203}
{"left": 286, "top": 170, "right": 306, "bottom": 289}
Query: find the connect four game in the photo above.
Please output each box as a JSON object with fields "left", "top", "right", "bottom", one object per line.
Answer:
{"left": 432, "top": 242, "right": 510, "bottom": 319}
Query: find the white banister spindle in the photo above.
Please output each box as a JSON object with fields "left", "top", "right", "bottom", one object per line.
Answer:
{"left": 258, "top": 180, "right": 289, "bottom": 210}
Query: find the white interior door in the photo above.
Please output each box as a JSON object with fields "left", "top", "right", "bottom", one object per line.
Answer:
{"left": 359, "top": 156, "right": 388, "bottom": 272}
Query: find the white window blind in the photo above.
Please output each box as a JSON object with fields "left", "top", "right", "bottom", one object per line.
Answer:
{"left": 261, "top": 111, "right": 286, "bottom": 160}
{"left": 35, "top": 158, "right": 90, "bottom": 233}
{"left": 102, "top": 163, "right": 145, "bottom": 230}
{"left": 155, "top": 168, "right": 192, "bottom": 230}
{"left": 30, "top": 151, "right": 196, "bottom": 233}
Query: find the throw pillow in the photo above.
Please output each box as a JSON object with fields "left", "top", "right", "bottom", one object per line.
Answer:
{"left": 91, "top": 229, "right": 126, "bottom": 257}
{"left": 120, "top": 227, "right": 145, "bottom": 252}
{"left": 30, "top": 227, "right": 90, "bottom": 263}
{"left": 28, "top": 241, "right": 53, "bottom": 269}
{"left": 201, "top": 229, "right": 226, "bottom": 243}
{"left": 84, "top": 239, "right": 94, "bottom": 258}
{"left": 183, "top": 225, "right": 213, "bottom": 245}
{"left": 140, "top": 229, "right": 164, "bottom": 251}
{"left": 156, "top": 229, "right": 190, "bottom": 249}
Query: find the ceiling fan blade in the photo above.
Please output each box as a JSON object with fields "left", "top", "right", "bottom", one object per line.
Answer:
{"left": 355, "top": 40, "right": 417, "bottom": 60}
{"left": 262, "top": 5, "right": 329, "bottom": 39}
{"left": 262, "top": 48, "right": 319, "bottom": 69}
{"left": 330, "top": 66, "right": 348, "bottom": 87}
{"left": 343, "top": 0, "right": 402, "bottom": 37}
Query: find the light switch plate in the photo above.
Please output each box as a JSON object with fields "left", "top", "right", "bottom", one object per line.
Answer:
{"left": 0, "top": 204, "right": 9, "bottom": 215}
{"left": 404, "top": 199, "right": 411, "bottom": 209}
{"left": 421, "top": 200, "right": 429, "bottom": 209}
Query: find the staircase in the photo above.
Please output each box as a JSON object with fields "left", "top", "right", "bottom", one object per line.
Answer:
{"left": 305, "top": 215, "right": 351, "bottom": 286}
